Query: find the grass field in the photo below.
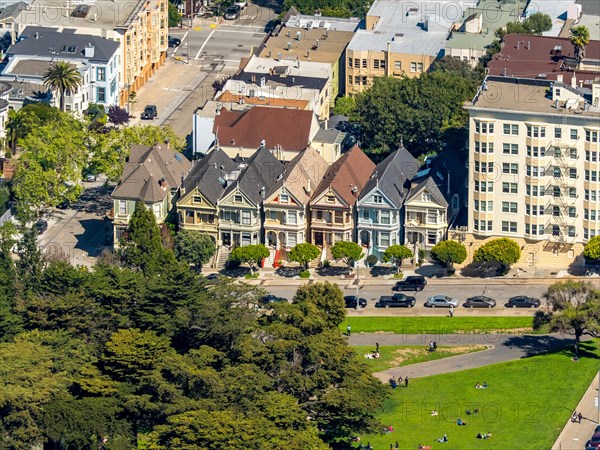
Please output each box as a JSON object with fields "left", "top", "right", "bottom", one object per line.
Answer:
{"left": 357, "top": 340, "right": 599, "bottom": 450}
{"left": 341, "top": 316, "right": 536, "bottom": 335}
{"left": 354, "top": 345, "right": 489, "bottom": 373}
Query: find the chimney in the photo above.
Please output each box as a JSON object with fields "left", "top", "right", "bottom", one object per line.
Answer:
{"left": 517, "top": 41, "right": 520, "bottom": 50}
{"left": 324, "top": 29, "right": 328, "bottom": 39}
{"left": 306, "top": 49, "right": 310, "bottom": 58}
{"left": 286, "top": 41, "right": 291, "bottom": 50}
{"left": 555, "top": 99, "right": 559, "bottom": 109}
{"left": 287, "top": 30, "right": 291, "bottom": 37}
{"left": 571, "top": 73, "right": 577, "bottom": 88}
{"left": 34, "top": 32, "right": 39, "bottom": 39}
{"left": 527, "top": 41, "right": 530, "bottom": 50}
{"left": 84, "top": 44, "right": 95, "bottom": 58}
{"left": 267, "top": 50, "right": 271, "bottom": 58}
{"left": 315, "top": 39, "right": 319, "bottom": 48}
{"left": 296, "top": 31, "right": 302, "bottom": 41}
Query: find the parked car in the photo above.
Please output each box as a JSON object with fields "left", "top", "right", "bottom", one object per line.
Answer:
{"left": 259, "top": 294, "right": 288, "bottom": 305}
{"left": 84, "top": 173, "right": 97, "bottom": 182}
{"left": 234, "top": 0, "right": 247, "bottom": 7}
{"left": 377, "top": 293, "right": 416, "bottom": 308}
{"left": 425, "top": 295, "right": 459, "bottom": 308}
{"left": 344, "top": 295, "right": 367, "bottom": 308}
{"left": 168, "top": 36, "right": 181, "bottom": 47}
{"left": 505, "top": 296, "right": 541, "bottom": 308}
{"left": 140, "top": 104, "right": 157, "bottom": 120}
{"left": 392, "top": 276, "right": 427, "bottom": 292}
{"left": 35, "top": 219, "right": 48, "bottom": 235}
{"left": 587, "top": 433, "right": 600, "bottom": 449}
{"left": 224, "top": 5, "right": 241, "bottom": 19}
{"left": 464, "top": 296, "right": 497, "bottom": 308}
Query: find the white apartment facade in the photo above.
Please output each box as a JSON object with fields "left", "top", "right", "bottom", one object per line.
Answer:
{"left": 462, "top": 76, "right": 600, "bottom": 268}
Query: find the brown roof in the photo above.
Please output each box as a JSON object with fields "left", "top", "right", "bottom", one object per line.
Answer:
{"left": 213, "top": 106, "right": 315, "bottom": 152}
{"left": 311, "top": 145, "right": 375, "bottom": 207}
{"left": 112, "top": 143, "right": 191, "bottom": 202}
{"left": 216, "top": 91, "right": 310, "bottom": 109}
{"left": 488, "top": 34, "right": 600, "bottom": 84}
{"left": 266, "top": 147, "right": 329, "bottom": 206}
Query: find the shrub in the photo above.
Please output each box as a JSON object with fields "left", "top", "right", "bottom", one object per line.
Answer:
{"left": 299, "top": 270, "right": 311, "bottom": 279}
{"left": 366, "top": 254, "right": 378, "bottom": 267}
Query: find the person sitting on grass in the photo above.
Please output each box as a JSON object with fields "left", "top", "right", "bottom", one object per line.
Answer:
{"left": 475, "top": 382, "right": 482, "bottom": 388}
{"left": 436, "top": 434, "right": 448, "bottom": 443}
{"left": 482, "top": 381, "right": 488, "bottom": 388}
{"left": 483, "top": 432, "right": 492, "bottom": 439}
{"left": 457, "top": 418, "right": 467, "bottom": 426}
{"left": 476, "top": 433, "right": 483, "bottom": 439}
{"left": 431, "top": 409, "right": 438, "bottom": 416}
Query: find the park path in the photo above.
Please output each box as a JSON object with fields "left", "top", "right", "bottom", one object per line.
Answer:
{"left": 348, "top": 332, "right": 582, "bottom": 381}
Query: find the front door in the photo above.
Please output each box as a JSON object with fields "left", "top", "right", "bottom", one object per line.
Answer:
{"left": 222, "top": 232, "right": 231, "bottom": 247}
{"left": 314, "top": 231, "right": 323, "bottom": 247}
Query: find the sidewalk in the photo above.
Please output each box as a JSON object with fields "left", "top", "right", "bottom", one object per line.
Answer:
{"left": 551, "top": 374, "right": 600, "bottom": 450}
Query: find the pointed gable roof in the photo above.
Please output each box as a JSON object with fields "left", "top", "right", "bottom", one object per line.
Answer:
{"left": 359, "top": 145, "right": 420, "bottom": 208}
{"left": 112, "top": 143, "right": 191, "bottom": 202}
{"left": 311, "top": 145, "right": 375, "bottom": 207}
{"left": 222, "top": 146, "right": 285, "bottom": 205}
{"left": 405, "top": 177, "right": 449, "bottom": 207}
{"left": 266, "top": 147, "right": 329, "bottom": 206}
{"left": 183, "top": 148, "right": 237, "bottom": 205}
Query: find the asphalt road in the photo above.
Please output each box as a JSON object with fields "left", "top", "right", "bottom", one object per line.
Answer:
{"left": 265, "top": 283, "right": 550, "bottom": 316}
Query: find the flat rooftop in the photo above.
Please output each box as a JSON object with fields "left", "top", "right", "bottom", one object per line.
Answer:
{"left": 13, "top": 0, "right": 153, "bottom": 30}
{"left": 348, "top": 0, "right": 477, "bottom": 55}
{"left": 466, "top": 77, "right": 599, "bottom": 118}
{"left": 285, "top": 13, "right": 360, "bottom": 32}
{"left": 242, "top": 55, "right": 331, "bottom": 80}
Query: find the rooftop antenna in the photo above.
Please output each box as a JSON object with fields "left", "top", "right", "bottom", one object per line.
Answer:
{"left": 399, "top": 135, "right": 404, "bottom": 148}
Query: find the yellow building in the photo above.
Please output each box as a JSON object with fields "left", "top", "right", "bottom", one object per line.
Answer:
{"left": 345, "top": 0, "right": 474, "bottom": 95}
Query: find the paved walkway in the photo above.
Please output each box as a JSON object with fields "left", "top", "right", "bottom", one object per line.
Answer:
{"left": 551, "top": 374, "right": 600, "bottom": 450}
{"left": 348, "top": 333, "right": 583, "bottom": 381}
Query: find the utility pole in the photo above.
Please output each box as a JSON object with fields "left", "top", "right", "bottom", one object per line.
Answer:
{"left": 186, "top": 0, "right": 193, "bottom": 64}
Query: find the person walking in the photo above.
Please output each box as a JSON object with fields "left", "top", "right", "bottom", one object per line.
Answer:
{"left": 578, "top": 412, "right": 582, "bottom": 423}
{"left": 449, "top": 305, "right": 454, "bottom": 317}
{"left": 404, "top": 376, "right": 409, "bottom": 388}
{"left": 376, "top": 342, "right": 380, "bottom": 353}
{"left": 347, "top": 325, "right": 351, "bottom": 337}
{"left": 433, "top": 341, "right": 437, "bottom": 351}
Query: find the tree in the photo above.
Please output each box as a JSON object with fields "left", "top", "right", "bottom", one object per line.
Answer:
{"left": 107, "top": 105, "right": 130, "bottom": 127}
{"left": 523, "top": 12, "right": 553, "bottom": 34}
{"left": 16, "top": 227, "right": 44, "bottom": 289}
{"left": 174, "top": 231, "right": 216, "bottom": 268}
{"left": 43, "top": 61, "right": 82, "bottom": 112}
{"left": 583, "top": 235, "right": 600, "bottom": 262}
{"left": 381, "top": 244, "right": 413, "bottom": 274}
{"left": 119, "top": 202, "right": 175, "bottom": 274}
{"left": 332, "top": 96, "right": 356, "bottom": 117}
{"left": 168, "top": 1, "right": 181, "bottom": 28}
{"left": 230, "top": 244, "right": 270, "bottom": 274}
{"left": 330, "top": 241, "right": 363, "bottom": 271}
{"left": 292, "top": 282, "right": 346, "bottom": 328}
{"left": 473, "top": 238, "right": 521, "bottom": 271}
{"left": 288, "top": 242, "right": 320, "bottom": 269}
{"left": 430, "top": 240, "right": 467, "bottom": 267}
{"left": 541, "top": 281, "right": 600, "bottom": 344}
{"left": 5, "top": 109, "right": 34, "bottom": 155}
{"left": 570, "top": 25, "right": 590, "bottom": 64}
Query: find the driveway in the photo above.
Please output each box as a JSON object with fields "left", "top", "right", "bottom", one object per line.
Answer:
{"left": 38, "top": 180, "right": 113, "bottom": 267}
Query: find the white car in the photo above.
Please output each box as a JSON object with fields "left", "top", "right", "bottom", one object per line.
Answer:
{"left": 235, "top": 0, "right": 247, "bottom": 8}
{"left": 425, "top": 295, "right": 459, "bottom": 308}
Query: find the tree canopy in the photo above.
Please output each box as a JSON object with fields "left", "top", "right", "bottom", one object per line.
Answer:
{"left": 330, "top": 241, "right": 364, "bottom": 270}
{"left": 174, "top": 231, "right": 216, "bottom": 268}
{"left": 382, "top": 244, "right": 413, "bottom": 274}
{"left": 473, "top": 238, "right": 521, "bottom": 269}
{"left": 583, "top": 235, "right": 600, "bottom": 261}
{"left": 570, "top": 25, "right": 590, "bottom": 63}
{"left": 430, "top": 240, "right": 467, "bottom": 266}
{"left": 288, "top": 242, "right": 320, "bottom": 269}
{"left": 230, "top": 244, "right": 270, "bottom": 274}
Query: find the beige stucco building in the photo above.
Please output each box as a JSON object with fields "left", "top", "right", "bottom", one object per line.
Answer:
{"left": 463, "top": 75, "right": 600, "bottom": 268}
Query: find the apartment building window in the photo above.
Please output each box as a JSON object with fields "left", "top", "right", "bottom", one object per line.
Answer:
{"left": 503, "top": 143, "right": 518, "bottom": 155}
{"left": 526, "top": 146, "right": 545, "bottom": 157}
{"left": 502, "top": 202, "right": 517, "bottom": 213}
{"left": 585, "top": 170, "right": 598, "bottom": 181}
{"left": 361, "top": 59, "right": 367, "bottom": 68}
{"left": 475, "top": 121, "right": 494, "bottom": 134}
{"left": 348, "top": 58, "right": 353, "bottom": 68}
{"left": 316, "top": 210, "right": 323, "bottom": 220}
{"left": 474, "top": 181, "right": 493, "bottom": 192}
{"left": 585, "top": 189, "right": 598, "bottom": 201}
{"left": 373, "top": 59, "right": 385, "bottom": 69}
{"left": 502, "top": 182, "right": 518, "bottom": 193}
{"left": 568, "top": 207, "right": 576, "bottom": 218}
{"left": 241, "top": 211, "right": 251, "bottom": 225}
{"left": 96, "top": 87, "right": 106, "bottom": 103}
{"left": 417, "top": 62, "right": 423, "bottom": 72}
{"left": 410, "top": 62, "right": 417, "bottom": 72}
{"left": 287, "top": 211, "right": 297, "bottom": 225}
{"left": 96, "top": 67, "right": 106, "bottom": 81}
{"left": 586, "top": 130, "right": 599, "bottom": 143}
{"left": 394, "top": 61, "right": 401, "bottom": 70}
{"left": 373, "top": 194, "right": 383, "bottom": 203}
{"left": 355, "top": 76, "right": 360, "bottom": 85}
{"left": 118, "top": 200, "right": 127, "bottom": 215}
{"left": 526, "top": 204, "right": 544, "bottom": 216}
{"left": 526, "top": 165, "right": 544, "bottom": 177}
{"left": 380, "top": 232, "right": 390, "bottom": 247}
{"left": 475, "top": 200, "right": 493, "bottom": 212}
{"left": 502, "top": 221, "right": 517, "bottom": 233}
{"left": 569, "top": 168, "right": 577, "bottom": 179}
{"left": 527, "top": 126, "right": 546, "bottom": 138}
{"left": 362, "top": 76, "right": 367, "bottom": 85}
{"left": 475, "top": 142, "right": 494, "bottom": 153}
{"left": 568, "top": 226, "right": 576, "bottom": 237}
{"left": 334, "top": 211, "right": 343, "bottom": 224}
{"left": 586, "top": 151, "right": 598, "bottom": 162}
{"left": 503, "top": 163, "right": 518, "bottom": 174}
{"left": 362, "top": 209, "right": 369, "bottom": 221}
{"left": 354, "top": 58, "right": 360, "bottom": 67}
{"left": 380, "top": 210, "right": 390, "bottom": 224}
{"left": 526, "top": 184, "right": 545, "bottom": 196}
{"left": 348, "top": 75, "right": 353, "bottom": 85}
{"left": 555, "top": 127, "right": 562, "bottom": 139}
{"left": 503, "top": 124, "right": 518, "bottom": 135}
{"left": 570, "top": 129, "right": 578, "bottom": 140}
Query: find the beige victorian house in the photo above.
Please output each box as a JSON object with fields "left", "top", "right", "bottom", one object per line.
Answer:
{"left": 176, "top": 148, "right": 237, "bottom": 242}
{"left": 309, "top": 145, "right": 375, "bottom": 248}
{"left": 263, "top": 148, "right": 329, "bottom": 256}
{"left": 111, "top": 143, "right": 191, "bottom": 247}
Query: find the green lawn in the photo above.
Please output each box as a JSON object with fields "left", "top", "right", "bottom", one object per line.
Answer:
{"left": 358, "top": 340, "right": 600, "bottom": 450}
{"left": 341, "top": 316, "right": 536, "bottom": 335}
{"left": 354, "top": 345, "right": 489, "bottom": 373}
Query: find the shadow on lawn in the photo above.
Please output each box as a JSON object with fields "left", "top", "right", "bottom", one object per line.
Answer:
{"left": 502, "top": 335, "right": 599, "bottom": 358}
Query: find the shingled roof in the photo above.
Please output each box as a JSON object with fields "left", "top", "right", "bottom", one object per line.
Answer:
{"left": 359, "top": 146, "right": 420, "bottom": 208}
{"left": 222, "top": 146, "right": 284, "bottom": 205}
{"left": 266, "top": 147, "right": 329, "bottom": 206}
{"left": 311, "top": 145, "right": 375, "bottom": 207}
{"left": 213, "top": 106, "right": 316, "bottom": 152}
{"left": 112, "top": 143, "right": 191, "bottom": 202}
{"left": 183, "top": 148, "right": 237, "bottom": 205}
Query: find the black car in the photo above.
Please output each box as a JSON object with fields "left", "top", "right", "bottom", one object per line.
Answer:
{"left": 168, "top": 36, "right": 181, "bottom": 47}
{"left": 505, "top": 296, "right": 541, "bottom": 308}
{"left": 463, "top": 296, "right": 496, "bottom": 308}
{"left": 344, "top": 295, "right": 367, "bottom": 308}
{"left": 392, "top": 276, "right": 427, "bottom": 292}
{"left": 260, "top": 295, "right": 288, "bottom": 305}
{"left": 141, "top": 104, "right": 157, "bottom": 120}
{"left": 224, "top": 5, "right": 241, "bottom": 19}
{"left": 377, "top": 293, "right": 416, "bottom": 308}
{"left": 35, "top": 219, "right": 48, "bottom": 235}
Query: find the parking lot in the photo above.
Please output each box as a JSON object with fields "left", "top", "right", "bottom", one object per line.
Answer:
{"left": 38, "top": 179, "right": 113, "bottom": 267}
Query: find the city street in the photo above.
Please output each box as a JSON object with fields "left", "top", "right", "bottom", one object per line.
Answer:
{"left": 131, "top": 5, "right": 274, "bottom": 138}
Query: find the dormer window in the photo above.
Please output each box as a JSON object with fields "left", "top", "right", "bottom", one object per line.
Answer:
{"left": 280, "top": 194, "right": 289, "bottom": 203}
{"left": 193, "top": 196, "right": 202, "bottom": 204}
{"left": 373, "top": 195, "right": 383, "bottom": 203}
{"left": 234, "top": 195, "right": 243, "bottom": 203}
{"left": 327, "top": 195, "right": 335, "bottom": 203}
{"left": 422, "top": 192, "right": 431, "bottom": 202}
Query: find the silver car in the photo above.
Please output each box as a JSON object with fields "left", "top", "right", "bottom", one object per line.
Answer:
{"left": 425, "top": 295, "right": 459, "bottom": 308}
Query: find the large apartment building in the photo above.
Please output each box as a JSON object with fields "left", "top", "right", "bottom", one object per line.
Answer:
{"left": 462, "top": 75, "right": 600, "bottom": 268}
